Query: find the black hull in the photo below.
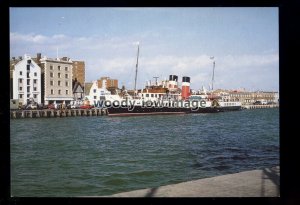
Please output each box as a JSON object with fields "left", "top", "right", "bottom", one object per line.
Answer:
{"left": 107, "top": 106, "right": 241, "bottom": 116}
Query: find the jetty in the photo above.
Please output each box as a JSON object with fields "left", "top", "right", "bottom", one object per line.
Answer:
{"left": 10, "top": 108, "right": 108, "bottom": 119}
{"left": 108, "top": 166, "right": 280, "bottom": 197}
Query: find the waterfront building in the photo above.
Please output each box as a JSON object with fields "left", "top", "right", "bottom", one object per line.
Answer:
{"left": 229, "top": 90, "right": 278, "bottom": 105}
{"left": 97, "top": 77, "right": 118, "bottom": 89}
{"left": 31, "top": 53, "right": 44, "bottom": 103}
{"left": 10, "top": 56, "right": 23, "bottom": 99}
{"left": 84, "top": 82, "right": 93, "bottom": 97}
{"left": 12, "top": 54, "right": 42, "bottom": 105}
{"left": 88, "top": 80, "right": 111, "bottom": 101}
{"left": 86, "top": 80, "right": 120, "bottom": 103}
{"left": 72, "top": 80, "right": 84, "bottom": 101}
{"left": 72, "top": 60, "right": 85, "bottom": 86}
{"left": 212, "top": 89, "right": 279, "bottom": 105}
{"left": 40, "top": 56, "right": 73, "bottom": 105}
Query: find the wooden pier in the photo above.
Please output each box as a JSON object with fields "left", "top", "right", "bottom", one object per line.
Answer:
{"left": 10, "top": 108, "right": 108, "bottom": 119}
{"left": 242, "top": 104, "right": 279, "bottom": 109}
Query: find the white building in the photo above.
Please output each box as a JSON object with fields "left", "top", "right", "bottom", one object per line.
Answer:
{"left": 86, "top": 80, "right": 122, "bottom": 103}
{"left": 13, "top": 54, "right": 42, "bottom": 105}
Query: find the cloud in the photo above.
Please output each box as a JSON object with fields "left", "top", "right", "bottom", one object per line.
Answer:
{"left": 87, "top": 53, "right": 278, "bottom": 91}
{"left": 10, "top": 32, "right": 48, "bottom": 44}
{"left": 219, "top": 54, "right": 278, "bottom": 69}
{"left": 10, "top": 32, "right": 279, "bottom": 91}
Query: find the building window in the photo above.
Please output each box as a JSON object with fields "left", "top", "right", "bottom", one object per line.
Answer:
{"left": 27, "top": 79, "right": 30, "bottom": 85}
{"left": 58, "top": 66, "right": 61, "bottom": 71}
{"left": 19, "top": 71, "right": 22, "bottom": 75}
{"left": 66, "top": 90, "right": 69, "bottom": 95}
{"left": 50, "top": 80, "right": 53, "bottom": 86}
{"left": 27, "top": 65, "right": 30, "bottom": 71}
{"left": 94, "top": 96, "right": 97, "bottom": 99}
{"left": 151, "top": 94, "right": 154, "bottom": 97}
{"left": 146, "top": 94, "right": 149, "bottom": 97}
{"left": 19, "top": 94, "right": 23, "bottom": 99}
{"left": 19, "top": 87, "right": 22, "bottom": 91}
{"left": 33, "top": 87, "right": 37, "bottom": 91}
{"left": 50, "top": 72, "right": 53, "bottom": 77}
{"left": 93, "top": 89, "right": 96, "bottom": 93}
{"left": 65, "top": 67, "right": 68, "bottom": 71}
{"left": 58, "top": 90, "right": 61, "bottom": 95}
{"left": 58, "top": 73, "right": 61, "bottom": 78}
{"left": 19, "top": 79, "right": 22, "bottom": 83}
{"left": 34, "top": 72, "right": 37, "bottom": 77}
{"left": 50, "top": 65, "right": 53, "bottom": 70}
{"left": 27, "top": 86, "right": 30, "bottom": 92}
{"left": 27, "top": 72, "right": 30, "bottom": 78}
{"left": 51, "top": 89, "right": 54, "bottom": 94}
{"left": 34, "top": 94, "right": 37, "bottom": 98}
{"left": 65, "top": 74, "right": 68, "bottom": 79}
{"left": 33, "top": 79, "right": 37, "bottom": 84}
{"left": 27, "top": 94, "right": 30, "bottom": 98}
{"left": 65, "top": 81, "right": 69, "bottom": 87}
{"left": 58, "top": 80, "right": 61, "bottom": 86}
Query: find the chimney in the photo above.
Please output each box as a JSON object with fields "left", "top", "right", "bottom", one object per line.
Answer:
{"left": 18, "top": 56, "right": 22, "bottom": 60}
{"left": 181, "top": 76, "right": 191, "bottom": 100}
{"left": 37, "top": 53, "right": 41, "bottom": 61}
{"left": 62, "top": 57, "right": 69, "bottom": 61}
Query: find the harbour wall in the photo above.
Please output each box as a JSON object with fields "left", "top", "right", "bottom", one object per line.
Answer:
{"left": 10, "top": 104, "right": 279, "bottom": 119}
{"left": 10, "top": 108, "right": 108, "bottom": 119}
{"left": 242, "top": 104, "right": 279, "bottom": 109}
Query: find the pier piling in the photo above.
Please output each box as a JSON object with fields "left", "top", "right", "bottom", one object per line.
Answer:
{"left": 242, "top": 104, "right": 279, "bottom": 109}
{"left": 10, "top": 108, "right": 107, "bottom": 119}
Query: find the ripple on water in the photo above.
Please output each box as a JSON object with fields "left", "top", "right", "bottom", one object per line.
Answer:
{"left": 10, "top": 108, "right": 279, "bottom": 196}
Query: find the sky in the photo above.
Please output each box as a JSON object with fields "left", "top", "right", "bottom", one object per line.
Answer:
{"left": 10, "top": 7, "right": 279, "bottom": 91}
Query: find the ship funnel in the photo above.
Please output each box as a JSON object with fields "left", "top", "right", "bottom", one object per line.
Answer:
{"left": 181, "top": 76, "right": 191, "bottom": 99}
{"left": 169, "top": 75, "right": 178, "bottom": 82}
{"left": 168, "top": 75, "right": 178, "bottom": 89}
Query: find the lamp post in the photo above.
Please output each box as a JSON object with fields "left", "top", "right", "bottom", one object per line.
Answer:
{"left": 210, "top": 56, "right": 215, "bottom": 91}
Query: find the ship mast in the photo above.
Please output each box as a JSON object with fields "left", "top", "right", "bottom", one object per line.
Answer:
{"left": 134, "top": 42, "right": 140, "bottom": 96}
{"left": 153, "top": 77, "right": 159, "bottom": 86}
{"left": 212, "top": 61, "right": 215, "bottom": 90}
{"left": 210, "top": 56, "right": 215, "bottom": 91}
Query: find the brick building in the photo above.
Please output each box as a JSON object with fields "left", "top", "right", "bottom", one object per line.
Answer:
{"left": 97, "top": 77, "right": 118, "bottom": 89}
{"left": 72, "top": 61, "right": 85, "bottom": 86}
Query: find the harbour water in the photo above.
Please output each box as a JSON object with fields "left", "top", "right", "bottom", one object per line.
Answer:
{"left": 10, "top": 108, "right": 279, "bottom": 197}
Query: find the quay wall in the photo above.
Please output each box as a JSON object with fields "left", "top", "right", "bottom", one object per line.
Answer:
{"left": 108, "top": 166, "right": 280, "bottom": 197}
{"left": 10, "top": 104, "right": 279, "bottom": 119}
{"left": 242, "top": 104, "right": 279, "bottom": 109}
{"left": 10, "top": 108, "right": 108, "bottom": 119}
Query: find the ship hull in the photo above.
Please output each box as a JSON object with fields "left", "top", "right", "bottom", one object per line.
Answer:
{"left": 107, "top": 106, "right": 226, "bottom": 116}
